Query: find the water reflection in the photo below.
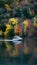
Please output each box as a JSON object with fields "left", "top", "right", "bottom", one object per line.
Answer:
{"left": 0, "top": 37, "right": 37, "bottom": 65}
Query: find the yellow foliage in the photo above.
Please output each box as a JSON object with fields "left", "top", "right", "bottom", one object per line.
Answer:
{"left": 34, "top": 22, "right": 37, "bottom": 27}
{"left": 16, "top": 1, "right": 19, "bottom": 5}
{"left": 23, "top": 19, "right": 28, "bottom": 33}
{"left": 33, "top": 17, "right": 37, "bottom": 27}
{"left": 23, "top": 19, "right": 29, "bottom": 27}
{"left": 4, "top": 31, "right": 8, "bottom": 37}
{"left": 9, "top": 18, "right": 19, "bottom": 34}
{"left": 6, "top": 24, "right": 12, "bottom": 30}
{"left": 5, "top": 4, "right": 11, "bottom": 11}
{"left": 0, "top": 30, "right": 3, "bottom": 36}
{"left": 14, "top": 24, "right": 18, "bottom": 34}
{"left": 29, "top": 8, "right": 32, "bottom": 15}
{"left": 4, "top": 24, "right": 12, "bottom": 37}
{"left": 9, "top": 18, "right": 18, "bottom": 25}
{"left": 29, "top": 11, "right": 32, "bottom": 15}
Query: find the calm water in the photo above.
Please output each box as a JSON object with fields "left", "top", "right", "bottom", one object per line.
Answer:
{"left": 0, "top": 37, "right": 37, "bottom": 65}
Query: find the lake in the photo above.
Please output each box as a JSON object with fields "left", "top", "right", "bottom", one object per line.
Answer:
{"left": 0, "top": 37, "right": 37, "bottom": 65}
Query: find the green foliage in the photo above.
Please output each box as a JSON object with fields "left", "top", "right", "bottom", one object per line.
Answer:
{"left": 4, "top": 28, "right": 15, "bottom": 39}
{"left": 7, "top": 29, "right": 15, "bottom": 38}
{"left": 0, "top": 24, "right": 6, "bottom": 32}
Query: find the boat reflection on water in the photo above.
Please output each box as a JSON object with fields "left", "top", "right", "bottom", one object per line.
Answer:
{"left": 0, "top": 36, "right": 23, "bottom": 57}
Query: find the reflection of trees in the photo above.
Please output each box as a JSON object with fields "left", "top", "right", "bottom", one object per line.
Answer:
{"left": 5, "top": 41, "right": 19, "bottom": 57}
{"left": 1, "top": 42, "right": 6, "bottom": 50}
{"left": 10, "top": 45, "right": 19, "bottom": 57}
{"left": 0, "top": 41, "right": 3, "bottom": 49}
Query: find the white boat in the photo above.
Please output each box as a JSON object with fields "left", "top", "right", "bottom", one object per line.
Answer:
{"left": 0, "top": 36, "right": 22, "bottom": 45}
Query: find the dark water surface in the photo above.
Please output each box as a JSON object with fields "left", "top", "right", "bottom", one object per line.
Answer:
{"left": 0, "top": 37, "right": 37, "bottom": 65}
